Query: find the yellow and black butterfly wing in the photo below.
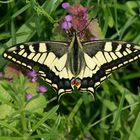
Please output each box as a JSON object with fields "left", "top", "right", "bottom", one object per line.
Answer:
{"left": 3, "top": 41, "right": 74, "bottom": 94}
{"left": 78, "top": 41, "right": 140, "bottom": 94}
{"left": 3, "top": 39, "right": 140, "bottom": 98}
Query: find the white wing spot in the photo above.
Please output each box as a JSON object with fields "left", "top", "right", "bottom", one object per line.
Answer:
{"left": 18, "top": 49, "right": 25, "bottom": 55}
{"left": 33, "top": 53, "right": 41, "bottom": 62}
{"left": 115, "top": 52, "right": 123, "bottom": 58}
{"left": 134, "top": 50, "right": 138, "bottom": 52}
{"left": 40, "top": 73, "right": 46, "bottom": 77}
{"left": 22, "top": 52, "right": 28, "bottom": 57}
{"left": 95, "top": 51, "right": 107, "bottom": 65}
{"left": 94, "top": 82, "right": 100, "bottom": 87}
{"left": 128, "top": 59, "right": 133, "bottom": 62}
{"left": 106, "top": 69, "right": 111, "bottom": 72}
{"left": 9, "top": 47, "right": 17, "bottom": 52}
{"left": 29, "top": 45, "right": 36, "bottom": 53}
{"left": 112, "top": 66, "right": 117, "bottom": 70}
{"left": 100, "top": 76, "right": 106, "bottom": 81}
{"left": 58, "top": 89, "right": 65, "bottom": 95}
{"left": 126, "top": 44, "right": 131, "bottom": 48}
{"left": 16, "top": 60, "right": 21, "bottom": 64}
{"left": 45, "top": 78, "right": 52, "bottom": 83}
{"left": 27, "top": 65, "right": 32, "bottom": 69}
{"left": 123, "top": 61, "right": 128, "bottom": 64}
{"left": 118, "top": 63, "right": 123, "bottom": 67}
{"left": 12, "top": 58, "right": 16, "bottom": 62}
{"left": 134, "top": 56, "right": 138, "bottom": 60}
{"left": 88, "top": 87, "right": 94, "bottom": 92}
{"left": 123, "top": 51, "right": 128, "bottom": 56}
{"left": 44, "top": 52, "right": 56, "bottom": 66}
{"left": 3, "top": 53, "right": 7, "bottom": 57}
{"left": 22, "top": 63, "right": 26, "bottom": 66}
{"left": 134, "top": 45, "right": 140, "bottom": 50}
{"left": 92, "top": 57, "right": 101, "bottom": 67}
{"left": 7, "top": 55, "right": 12, "bottom": 59}
{"left": 50, "top": 58, "right": 58, "bottom": 69}
{"left": 39, "top": 43, "right": 47, "bottom": 52}
{"left": 55, "top": 54, "right": 67, "bottom": 71}
{"left": 39, "top": 70, "right": 44, "bottom": 74}
{"left": 110, "top": 52, "right": 117, "bottom": 59}
{"left": 106, "top": 70, "right": 111, "bottom": 75}
{"left": 83, "top": 67, "right": 92, "bottom": 77}
{"left": 19, "top": 45, "right": 25, "bottom": 49}
{"left": 104, "top": 52, "right": 112, "bottom": 62}
{"left": 126, "top": 48, "right": 132, "bottom": 54}
{"left": 52, "top": 84, "right": 58, "bottom": 89}
{"left": 115, "top": 44, "right": 122, "bottom": 51}
{"left": 38, "top": 53, "right": 47, "bottom": 63}
{"left": 104, "top": 42, "right": 112, "bottom": 51}
{"left": 84, "top": 53, "right": 96, "bottom": 70}
{"left": 27, "top": 53, "right": 35, "bottom": 59}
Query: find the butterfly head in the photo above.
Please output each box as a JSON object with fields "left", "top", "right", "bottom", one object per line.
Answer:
{"left": 71, "top": 78, "right": 81, "bottom": 90}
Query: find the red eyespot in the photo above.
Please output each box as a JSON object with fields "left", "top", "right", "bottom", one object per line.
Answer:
{"left": 71, "top": 78, "right": 75, "bottom": 85}
{"left": 71, "top": 78, "right": 81, "bottom": 89}
{"left": 75, "top": 79, "right": 81, "bottom": 86}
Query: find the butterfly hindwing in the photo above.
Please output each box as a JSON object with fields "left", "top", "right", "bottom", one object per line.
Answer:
{"left": 79, "top": 40, "right": 140, "bottom": 93}
{"left": 3, "top": 41, "right": 74, "bottom": 94}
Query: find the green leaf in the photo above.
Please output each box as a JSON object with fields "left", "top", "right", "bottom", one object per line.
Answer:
{"left": 0, "top": 81, "right": 11, "bottom": 103}
{"left": 0, "top": 121, "right": 22, "bottom": 136}
{"left": 0, "top": 136, "right": 23, "bottom": 140}
{"left": 25, "top": 95, "right": 47, "bottom": 113}
{"left": 129, "top": 113, "right": 140, "bottom": 140}
{"left": 0, "top": 104, "right": 14, "bottom": 119}
{"left": 31, "top": 105, "right": 59, "bottom": 133}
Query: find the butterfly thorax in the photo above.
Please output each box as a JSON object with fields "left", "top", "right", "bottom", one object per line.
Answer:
{"left": 67, "top": 33, "right": 85, "bottom": 76}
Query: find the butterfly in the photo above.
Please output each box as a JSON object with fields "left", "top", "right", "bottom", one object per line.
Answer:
{"left": 2, "top": 32, "right": 140, "bottom": 98}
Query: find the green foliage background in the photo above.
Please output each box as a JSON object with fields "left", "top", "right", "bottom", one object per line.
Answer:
{"left": 0, "top": 0, "right": 140, "bottom": 140}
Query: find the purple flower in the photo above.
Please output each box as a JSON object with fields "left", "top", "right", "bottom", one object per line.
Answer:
{"left": 61, "top": 21, "right": 72, "bottom": 30}
{"left": 26, "top": 70, "right": 38, "bottom": 82}
{"left": 26, "top": 93, "right": 33, "bottom": 101}
{"left": 62, "top": 2, "right": 70, "bottom": 9}
{"left": 64, "top": 15, "right": 72, "bottom": 22}
{"left": 37, "top": 85, "right": 47, "bottom": 93}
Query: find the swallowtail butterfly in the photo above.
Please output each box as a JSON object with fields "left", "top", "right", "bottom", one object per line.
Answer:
{"left": 2, "top": 33, "right": 140, "bottom": 98}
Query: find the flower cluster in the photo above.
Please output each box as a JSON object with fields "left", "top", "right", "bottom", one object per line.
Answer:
{"left": 26, "top": 70, "right": 47, "bottom": 100}
{"left": 61, "top": 3, "right": 88, "bottom": 31}
{"left": 37, "top": 85, "right": 47, "bottom": 93}
{"left": 26, "top": 93, "right": 33, "bottom": 101}
{"left": 61, "top": 2, "right": 102, "bottom": 40}
{"left": 26, "top": 70, "right": 38, "bottom": 82}
{"left": 26, "top": 85, "right": 47, "bottom": 101}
